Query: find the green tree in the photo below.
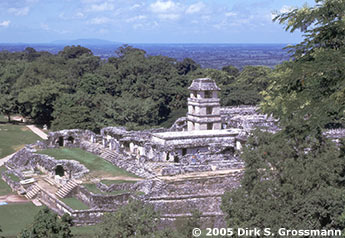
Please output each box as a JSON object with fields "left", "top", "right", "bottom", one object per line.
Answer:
{"left": 98, "top": 199, "right": 159, "bottom": 238}
{"left": 221, "top": 66, "right": 272, "bottom": 106}
{"left": 19, "top": 208, "right": 73, "bottom": 238}
{"left": 58, "top": 45, "right": 92, "bottom": 59}
{"left": 18, "top": 80, "right": 67, "bottom": 126}
{"left": 263, "top": 0, "right": 345, "bottom": 134}
{"left": 0, "top": 92, "right": 17, "bottom": 122}
{"left": 149, "top": 228, "right": 180, "bottom": 238}
{"left": 175, "top": 209, "right": 202, "bottom": 238}
{"left": 0, "top": 61, "right": 24, "bottom": 121}
{"left": 221, "top": 65, "right": 240, "bottom": 77}
{"left": 176, "top": 58, "right": 200, "bottom": 75}
{"left": 222, "top": 0, "right": 345, "bottom": 234}
{"left": 221, "top": 130, "right": 345, "bottom": 234}
{"left": 51, "top": 92, "right": 101, "bottom": 132}
{"left": 273, "top": 0, "right": 345, "bottom": 56}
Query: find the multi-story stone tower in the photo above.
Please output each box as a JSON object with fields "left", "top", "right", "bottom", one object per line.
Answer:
{"left": 187, "top": 78, "right": 222, "bottom": 131}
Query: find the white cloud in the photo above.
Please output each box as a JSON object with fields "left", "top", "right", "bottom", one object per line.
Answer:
{"left": 89, "top": 17, "right": 111, "bottom": 24}
{"left": 150, "top": 1, "right": 176, "bottom": 13}
{"left": 126, "top": 15, "right": 147, "bottom": 23}
{"left": 8, "top": 7, "right": 30, "bottom": 16}
{"left": 40, "top": 23, "right": 50, "bottom": 30}
{"left": 0, "top": 20, "right": 10, "bottom": 27}
{"left": 130, "top": 4, "right": 142, "bottom": 10}
{"left": 272, "top": 5, "right": 293, "bottom": 20}
{"left": 76, "top": 12, "right": 85, "bottom": 18}
{"left": 40, "top": 23, "right": 69, "bottom": 34}
{"left": 88, "top": 2, "right": 115, "bottom": 12}
{"left": 158, "top": 13, "right": 180, "bottom": 20}
{"left": 133, "top": 21, "right": 159, "bottom": 30}
{"left": 225, "top": 12, "right": 237, "bottom": 17}
{"left": 98, "top": 28, "right": 109, "bottom": 34}
{"left": 279, "top": 5, "right": 293, "bottom": 14}
{"left": 201, "top": 15, "right": 210, "bottom": 21}
{"left": 186, "top": 2, "right": 204, "bottom": 14}
{"left": 59, "top": 11, "right": 85, "bottom": 20}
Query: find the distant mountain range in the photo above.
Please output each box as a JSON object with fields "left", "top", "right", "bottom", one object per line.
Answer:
{"left": 50, "top": 38, "right": 122, "bottom": 46}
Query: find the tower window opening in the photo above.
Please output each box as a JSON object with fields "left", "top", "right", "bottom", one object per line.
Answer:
{"left": 204, "top": 91, "right": 212, "bottom": 98}
{"left": 182, "top": 148, "right": 187, "bottom": 156}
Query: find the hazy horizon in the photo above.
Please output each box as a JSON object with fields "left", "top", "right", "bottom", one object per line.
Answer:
{"left": 0, "top": 40, "right": 294, "bottom": 45}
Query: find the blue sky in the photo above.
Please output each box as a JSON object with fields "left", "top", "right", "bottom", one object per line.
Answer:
{"left": 0, "top": 0, "right": 316, "bottom": 44}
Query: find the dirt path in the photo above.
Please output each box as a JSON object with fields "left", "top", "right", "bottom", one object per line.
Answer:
{"left": 0, "top": 152, "right": 16, "bottom": 167}
{"left": 0, "top": 194, "right": 30, "bottom": 204}
{"left": 26, "top": 125, "right": 48, "bottom": 140}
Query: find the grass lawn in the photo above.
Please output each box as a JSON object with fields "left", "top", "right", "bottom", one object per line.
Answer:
{"left": 61, "top": 197, "right": 89, "bottom": 210}
{"left": 83, "top": 183, "right": 129, "bottom": 195}
{"left": 0, "top": 203, "right": 44, "bottom": 237}
{"left": 0, "top": 166, "right": 14, "bottom": 196}
{"left": 0, "top": 203, "right": 100, "bottom": 238}
{"left": 38, "top": 148, "right": 139, "bottom": 179}
{"left": 0, "top": 118, "right": 41, "bottom": 158}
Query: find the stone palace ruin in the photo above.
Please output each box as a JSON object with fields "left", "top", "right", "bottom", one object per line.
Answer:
{"left": 2, "top": 77, "right": 343, "bottom": 227}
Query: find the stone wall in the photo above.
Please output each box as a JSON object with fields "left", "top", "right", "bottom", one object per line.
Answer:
{"left": 1, "top": 170, "right": 21, "bottom": 192}
{"left": 220, "top": 106, "right": 278, "bottom": 131}
{"left": 142, "top": 172, "right": 242, "bottom": 228}
{"left": 6, "top": 147, "right": 89, "bottom": 179}
{"left": 45, "top": 129, "right": 96, "bottom": 149}
{"left": 169, "top": 106, "right": 279, "bottom": 132}
{"left": 161, "top": 154, "right": 244, "bottom": 176}
{"left": 72, "top": 185, "right": 131, "bottom": 209}
{"left": 149, "top": 173, "right": 242, "bottom": 198}
{"left": 38, "top": 188, "right": 117, "bottom": 225}
{"left": 97, "top": 181, "right": 137, "bottom": 193}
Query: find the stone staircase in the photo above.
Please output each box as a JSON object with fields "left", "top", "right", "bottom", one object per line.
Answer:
{"left": 152, "top": 179, "right": 165, "bottom": 192}
{"left": 55, "top": 180, "right": 78, "bottom": 198}
{"left": 25, "top": 183, "right": 40, "bottom": 200}
{"left": 43, "top": 176, "right": 59, "bottom": 186}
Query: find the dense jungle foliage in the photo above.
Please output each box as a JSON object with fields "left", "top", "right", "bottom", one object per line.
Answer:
{"left": 222, "top": 0, "right": 345, "bottom": 235}
{"left": 0, "top": 44, "right": 272, "bottom": 132}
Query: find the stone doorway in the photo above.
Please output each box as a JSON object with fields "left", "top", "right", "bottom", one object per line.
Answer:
{"left": 55, "top": 165, "right": 65, "bottom": 177}
{"left": 67, "top": 136, "right": 74, "bottom": 144}
{"left": 174, "top": 156, "right": 179, "bottom": 163}
{"left": 58, "top": 137, "right": 64, "bottom": 146}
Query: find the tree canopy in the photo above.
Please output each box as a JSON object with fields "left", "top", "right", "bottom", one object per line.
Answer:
{"left": 0, "top": 44, "right": 269, "bottom": 131}
{"left": 222, "top": 0, "right": 345, "bottom": 233}
{"left": 263, "top": 0, "right": 345, "bottom": 135}
{"left": 19, "top": 207, "right": 73, "bottom": 238}
{"left": 97, "top": 199, "right": 159, "bottom": 238}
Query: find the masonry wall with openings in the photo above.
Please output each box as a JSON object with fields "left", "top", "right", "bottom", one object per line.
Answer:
{"left": 187, "top": 78, "right": 222, "bottom": 131}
